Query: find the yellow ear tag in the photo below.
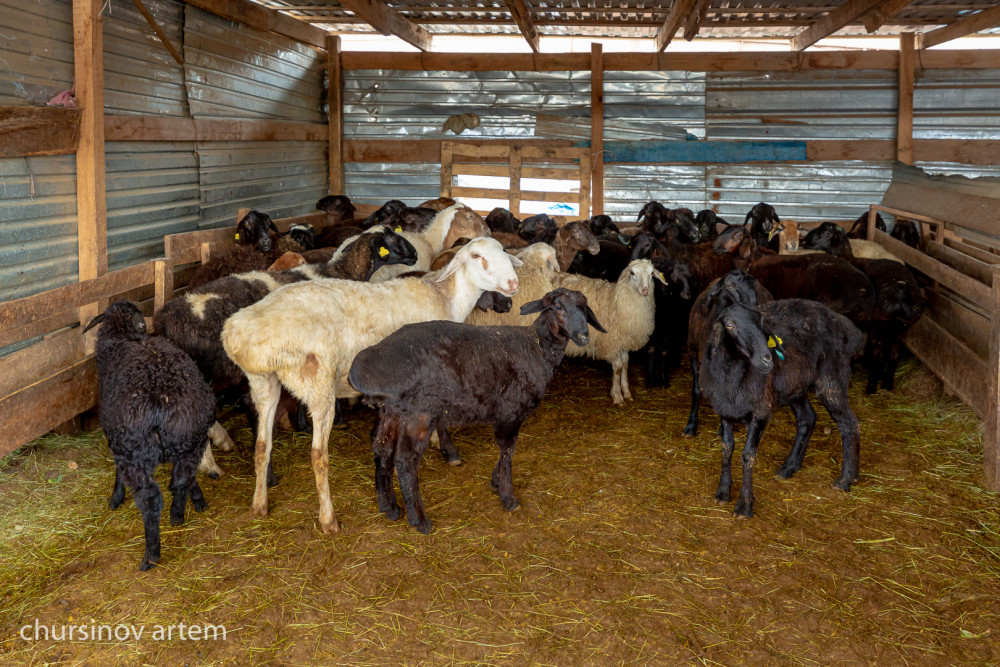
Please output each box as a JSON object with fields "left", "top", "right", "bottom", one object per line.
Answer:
{"left": 658, "top": 271, "right": 667, "bottom": 282}
{"left": 234, "top": 233, "right": 240, "bottom": 240}
{"left": 394, "top": 226, "right": 402, "bottom": 233}
{"left": 767, "top": 335, "right": 783, "bottom": 348}
{"left": 378, "top": 246, "right": 389, "bottom": 258}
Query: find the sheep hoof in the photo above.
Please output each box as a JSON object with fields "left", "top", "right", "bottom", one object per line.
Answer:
{"left": 501, "top": 497, "right": 520, "bottom": 512}
{"left": 448, "top": 457, "right": 463, "bottom": 467}
{"left": 193, "top": 498, "right": 208, "bottom": 513}
{"left": 320, "top": 519, "right": 340, "bottom": 535}
{"left": 250, "top": 502, "right": 268, "bottom": 518}
{"left": 207, "top": 470, "right": 221, "bottom": 480}
{"left": 414, "top": 521, "right": 434, "bottom": 535}
{"left": 611, "top": 397, "right": 625, "bottom": 407}
{"left": 170, "top": 514, "right": 184, "bottom": 527}
{"left": 383, "top": 505, "right": 402, "bottom": 521}
{"left": 714, "top": 489, "right": 730, "bottom": 504}
{"left": 775, "top": 464, "right": 799, "bottom": 480}
{"left": 681, "top": 424, "right": 697, "bottom": 438}
{"left": 139, "top": 560, "right": 157, "bottom": 571}
{"left": 832, "top": 477, "right": 854, "bottom": 492}
{"left": 733, "top": 502, "right": 753, "bottom": 519}
{"left": 108, "top": 494, "right": 125, "bottom": 511}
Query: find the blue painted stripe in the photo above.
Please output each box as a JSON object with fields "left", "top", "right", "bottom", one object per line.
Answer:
{"left": 574, "top": 140, "right": 809, "bottom": 163}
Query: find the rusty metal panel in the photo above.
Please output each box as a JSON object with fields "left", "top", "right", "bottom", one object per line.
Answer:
{"left": 103, "top": 0, "right": 188, "bottom": 116}
{"left": 196, "top": 140, "right": 327, "bottom": 228}
{"left": 183, "top": 6, "right": 324, "bottom": 121}
{"left": 0, "top": 0, "right": 74, "bottom": 106}
{"left": 0, "top": 155, "right": 78, "bottom": 302}
{"left": 105, "top": 141, "right": 200, "bottom": 269}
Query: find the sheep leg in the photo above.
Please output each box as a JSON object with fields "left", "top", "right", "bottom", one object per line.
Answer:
{"left": 609, "top": 357, "right": 625, "bottom": 406}
{"left": 371, "top": 411, "right": 401, "bottom": 521}
{"left": 197, "top": 442, "right": 223, "bottom": 479}
{"left": 310, "top": 404, "right": 340, "bottom": 534}
{"left": 294, "top": 400, "right": 311, "bottom": 432}
{"left": 733, "top": 417, "right": 767, "bottom": 519}
{"left": 168, "top": 453, "right": 200, "bottom": 527}
{"left": 437, "top": 428, "right": 462, "bottom": 466}
{"left": 108, "top": 463, "right": 127, "bottom": 510}
{"left": 248, "top": 373, "right": 282, "bottom": 519}
{"left": 715, "top": 418, "right": 736, "bottom": 504}
{"left": 619, "top": 352, "right": 633, "bottom": 401}
{"left": 395, "top": 416, "right": 433, "bottom": 534}
{"left": 864, "top": 324, "right": 884, "bottom": 395}
{"left": 882, "top": 326, "right": 904, "bottom": 391}
{"left": 776, "top": 398, "right": 816, "bottom": 479}
{"left": 820, "top": 392, "right": 861, "bottom": 492}
{"left": 189, "top": 480, "right": 208, "bottom": 513}
{"left": 207, "top": 421, "right": 234, "bottom": 452}
{"left": 123, "top": 463, "right": 163, "bottom": 571}
{"left": 682, "top": 357, "right": 701, "bottom": 437}
{"left": 491, "top": 424, "right": 521, "bottom": 511}
{"left": 332, "top": 399, "right": 346, "bottom": 429}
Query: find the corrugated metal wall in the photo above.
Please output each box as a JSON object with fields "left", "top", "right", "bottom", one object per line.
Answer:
{"left": 0, "top": 0, "right": 74, "bottom": 106}
{"left": 914, "top": 69, "right": 1000, "bottom": 140}
{"left": 603, "top": 70, "right": 705, "bottom": 140}
{"left": 345, "top": 162, "right": 441, "bottom": 206}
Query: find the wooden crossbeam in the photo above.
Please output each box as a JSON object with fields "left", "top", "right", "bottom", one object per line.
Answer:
{"left": 504, "top": 0, "right": 539, "bottom": 53}
{"left": 337, "top": 0, "right": 432, "bottom": 51}
{"left": 859, "top": 0, "right": 915, "bottom": 33}
{"left": 184, "top": 0, "right": 327, "bottom": 48}
{"left": 682, "top": 0, "right": 713, "bottom": 40}
{"left": 790, "top": 0, "right": 884, "bottom": 51}
{"left": 917, "top": 5, "right": 1000, "bottom": 49}
{"left": 655, "top": 0, "right": 697, "bottom": 51}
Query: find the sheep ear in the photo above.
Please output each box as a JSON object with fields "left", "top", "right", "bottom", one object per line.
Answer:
{"left": 509, "top": 253, "right": 523, "bottom": 267}
{"left": 519, "top": 298, "right": 548, "bottom": 315}
{"left": 710, "top": 320, "right": 724, "bottom": 347}
{"left": 653, "top": 270, "right": 668, "bottom": 285}
{"left": 436, "top": 250, "right": 466, "bottom": 282}
{"left": 131, "top": 311, "right": 147, "bottom": 333}
{"left": 268, "top": 220, "right": 280, "bottom": 235}
{"left": 82, "top": 313, "right": 105, "bottom": 333}
{"left": 585, "top": 305, "right": 607, "bottom": 333}
{"left": 743, "top": 211, "right": 753, "bottom": 226}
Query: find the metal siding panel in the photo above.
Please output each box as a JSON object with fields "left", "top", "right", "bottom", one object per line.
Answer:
{"left": 103, "top": 0, "right": 188, "bottom": 116}
{"left": 603, "top": 70, "right": 705, "bottom": 140}
{"left": 0, "top": 0, "right": 74, "bottom": 105}
{"left": 345, "top": 163, "right": 440, "bottom": 206}
{"left": 105, "top": 141, "right": 200, "bottom": 269}
{"left": 196, "top": 141, "right": 327, "bottom": 229}
{"left": 0, "top": 156, "right": 78, "bottom": 302}
{"left": 914, "top": 69, "right": 1000, "bottom": 140}
{"left": 603, "top": 165, "right": 707, "bottom": 220}
{"left": 183, "top": 6, "right": 324, "bottom": 121}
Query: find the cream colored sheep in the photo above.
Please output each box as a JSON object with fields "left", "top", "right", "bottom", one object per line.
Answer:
{"left": 466, "top": 243, "right": 560, "bottom": 328}
{"left": 779, "top": 219, "right": 901, "bottom": 262}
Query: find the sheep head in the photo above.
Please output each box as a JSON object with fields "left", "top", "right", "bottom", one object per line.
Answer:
{"left": 437, "top": 236, "right": 521, "bottom": 296}
{"left": 712, "top": 303, "right": 778, "bottom": 374}
{"left": 83, "top": 300, "right": 147, "bottom": 341}
{"left": 237, "top": 211, "right": 279, "bottom": 252}
{"left": 315, "top": 195, "right": 356, "bottom": 223}
{"left": 520, "top": 287, "right": 606, "bottom": 346}
{"left": 444, "top": 205, "right": 490, "bottom": 249}
{"left": 618, "top": 259, "right": 662, "bottom": 298}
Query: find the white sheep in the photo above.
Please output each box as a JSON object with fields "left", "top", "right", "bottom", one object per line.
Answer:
{"left": 221, "top": 236, "right": 521, "bottom": 534}
{"left": 551, "top": 259, "right": 664, "bottom": 405}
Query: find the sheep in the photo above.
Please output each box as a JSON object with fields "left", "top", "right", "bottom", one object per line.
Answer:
{"left": 491, "top": 231, "right": 531, "bottom": 249}
{"left": 744, "top": 202, "right": 782, "bottom": 251}
{"left": 313, "top": 226, "right": 365, "bottom": 252}
{"left": 847, "top": 211, "right": 886, "bottom": 240}
{"left": 221, "top": 237, "right": 522, "bottom": 534}
{"left": 638, "top": 201, "right": 702, "bottom": 243}
{"left": 568, "top": 238, "right": 632, "bottom": 280}
{"left": 287, "top": 223, "right": 316, "bottom": 251}
{"left": 486, "top": 207, "right": 519, "bottom": 234}
{"left": 588, "top": 214, "right": 619, "bottom": 237}
{"left": 801, "top": 222, "right": 924, "bottom": 393}
{"left": 418, "top": 196, "right": 457, "bottom": 211}
{"left": 551, "top": 260, "right": 665, "bottom": 405}
{"left": 349, "top": 287, "right": 605, "bottom": 534}
{"left": 84, "top": 300, "right": 216, "bottom": 570}
{"left": 891, "top": 219, "right": 921, "bottom": 248}
{"left": 693, "top": 209, "right": 725, "bottom": 242}
{"left": 188, "top": 211, "right": 305, "bottom": 289}
{"left": 778, "top": 219, "right": 902, "bottom": 262}
{"left": 641, "top": 255, "right": 695, "bottom": 388}
{"left": 518, "top": 213, "right": 559, "bottom": 244}
{"left": 467, "top": 244, "right": 562, "bottom": 328}
{"left": 682, "top": 270, "right": 772, "bottom": 437}
{"left": 552, "top": 220, "right": 600, "bottom": 271}
{"left": 360, "top": 199, "right": 406, "bottom": 228}
{"left": 698, "top": 300, "right": 863, "bottom": 518}
{"left": 315, "top": 194, "right": 356, "bottom": 228}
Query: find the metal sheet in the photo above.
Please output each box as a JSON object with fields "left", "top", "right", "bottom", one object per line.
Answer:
{"left": 106, "top": 141, "right": 200, "bottom": 269}
{"left": 914, "top": 69, "right": 1000, "bottom": 140}
{"left": 183, "top": 6, "right": 324, "bottom": 121}
{"left": 0, "top": 0, "right": 74, "bottom": 106}
{"left": 104, "top": 0, "right": 188, "bottom": 116}
{"left": 344, "top": 69, "right": 590, "bottom": 139}
{"left": 603, "top": 164, "right": 707, "bottom": 220}
{"left": 603, "top": 70, "right": 705, "bottom": 140}
{"left": 344, "top": 162, "right": 440, "bottom": 206}
{"left": 196, "top": 141, "right": 327, "bottom": 228}
{"left": 0, "top": 155, "right": 78, "bottom": 302}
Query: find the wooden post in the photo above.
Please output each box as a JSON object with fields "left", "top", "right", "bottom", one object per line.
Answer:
{"left": 153, "top": 259, "right": 173, "bottom": 317}
{"left": 590, "top": 42, "right": 604, "bottom": 217}
{"left": 897, "top": 32, "right": 915, "bottom": 165}
{"left": 987, "top": 267, "right": 1000, "bottom": 491}
{"left": 509, "top": 146, "right": 522, "bottom": 218}
{"left": 578, "top": 152, "right": 592, "bottom": 219}
{"left": 440, "top": 142, "right": 453, "bottom": 197}
{"left": 74, "top": 0, "right": 108, "bottom": 353}
{"left": 326, "top": 34, "right": 344, "bottom": 195}
{"left": 199, "top": 241, "right": 212, "bottom": 265}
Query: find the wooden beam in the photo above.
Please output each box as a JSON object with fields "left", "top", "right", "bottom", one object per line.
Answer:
{"left": 74, "top": 0, "right": 108, "bottom": 345}
{"left": 0, "top": 106, "right": 81, "bottom": 158}
{"left": 790, "top": 0, "right": 884, "bottom": 51}
{"left": 682, "top": 0, "right": 713, "bottom": 40}
{"left": 131, "top": 0, "right": 183, "bottom": 65}
{"left": 337, "top": 0, "right": 432, "bottom": 51}
{"left": 104, "top": 115, "right": 327, "bottom": 141}
{"left": 987, "top": 269, "right": 1000, "bottom": 490}
{"left": 326, "top": 35, "right": 344, "bottom": 195}
{"left": 916, "top": 5, "right": 1000, "bottom": 50}
{"left": 859, "top": 0, "right": 914, "bottom": 33}
{"left": 903, "top": 316, "right": 989, "bottom": 419}
{"left": 183, "top": 0, "right": 327, "bottom": 48}
{"left": 590, "top": 42, "right": 604, "bottom": 216}
{"left": 655, "top": 0, "right": 697, "bottom": 52}
{"left": 504, "top": 0, "right": 539, "bottom": 53}
{"left": 897, "top": 32, "right": 914, "bottom": 165}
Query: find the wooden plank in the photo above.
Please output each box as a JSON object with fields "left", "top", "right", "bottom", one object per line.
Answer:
{"left": 791, "top": 0, "right": 884, "bottom": 51}
{"left": 987, "top": 270, "right": 1000, "bottom": 490}
{"left": 872, "top": 204, "right": 947, "bottom": 229}
{"left": 655, "top": 0, "right": 696, "bottom": 52}
{"left": 504, "top": 0, "right": 539, "bottom": 52}
{"left": 341, "top": 49, "right": 1000, "bottom": 72}
{"left": 0, "top": 357, "right": 99, "bottom": 458}
{"left": 450, "top": 186, "right": 581, "bottom": 205}
{"left": 925, "top": 240, "right": 994, "bottom": 286}
{"left": 104, "top": 115, "right": 327, "bottom": 141}
{"left": 451, "top": 144, "right": 511, "bottom": 159}
{"left": 183, "top": 0, "right": 327, "bottom": 48}
{"left": 345, "top": 138, "right": 575, "bottom": 163}
{"left": 327, "top": 35, "right": 344, "bottom": 195}
{"left": 0, "top": 106, "right": 81, "bottom": 158}
{"left": 578, "top": 152, "right": 591, "bottom": 219}
{"left": 903, "top": 316, "right": 988, "bottom": 419}
{"left": 0, "top": 328, "right": 87, "bottom": 399}
{"left": 917, "top": 5, "right": 1000, "bottom": 50}
{"left": 943, "top": 237, "right": 1000, "bottom": 265}
{"left": 521, "top": 146, "right": 587, "bottom": 160}
{"left": 153, "top": 259, "right": 173, "bottom": 316}
{"left": 806, "top": 139, "right": 892, "bottom": 161}
{"left": 880, "top": 182, "right": 999, "bottom": 238}
{"left": 897, "top": 32, "right": 914, "bottom": 165}
{"left": 131, "top": 0, "right": 183, "bottom": 65}
{"left": 859, "top": 0, "right": 914, "bottom": 33}
{"left": 590, "top": 42, "right": 604, "bottom": 216}
{"left": 0, "top": 262, "right": 156, "bottom": 335}
{"left": 924, "top": 289, "right": 990, "bottom": 359}
{"left": 0, "top": 311, "right": 80, "bottom": 351}
{"left": 682, "top": 0, "right": 713, "bottom": 40}
{"left": 337, "top": 0, "right": 432, "bottom": 51}
{"left": 440, "top": 142, "right": 453, "bottom": 197}
{"left": 509, "top": 146, "right": 522, "bottom": 217}
{"left": 453, "top": 164, "right": 580, "bottom": 180}
{"left": 872, "top": 229, "right": 992, "bottom": 310}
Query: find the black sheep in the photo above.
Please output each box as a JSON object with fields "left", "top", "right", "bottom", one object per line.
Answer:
{"left": 588, "top": 214, "right": 619, "bottom": 237}
{"left": 698, "top": 300, "right": 863, "bottom": 518}
{"left": 744, "top": 202, "right": 782, "bottom": 251}
{"left": 693, "top": 209, "right": 725, "bottom": 242}
{"left": 801, "top": 222, "right": 924, "bottom": 393}
{"left": 638, "top": 251, "right": 695, "bottom": 388}
{"left": 316, "top": 194, "right": 356, "bottom": 224}
{"left": 188, "top": 211, "right": 303, "bottom": 289}
{"left": 84, "top": 301, "right": 216, "bottom": 570}
{"left": 360, "top": 199, "right": 407, "bottom": 228}
{"left": 349, "top": 288, "right": 606, "bottom": 534}
{"left": 518, "top": 213, "right": 558, "bottom": 244}
{"left": 288, "top": 223, "right": 316, "bottom": 250}
{"left": 638, "top": 201, "right": 702, "bottom": 243}
{"left": 846, "top": 211, "right": 886, "bottom": 240}
{"left": 682, "top": 270, "right": 772, "bottom": 436}
{"left": 486, "top": 207, "right": 520, "bottom": 234}
{"left": 891, "top": 219, "right": 921, "bottom": 248}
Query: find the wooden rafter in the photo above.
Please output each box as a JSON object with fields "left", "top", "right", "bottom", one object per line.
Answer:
{"left": 917, "top": 5, "right": 1000, "bottom": 49}
{"left": 859, "top": 0, "right": 915, "bottom": 33}
{"left": 337, "top": 0, "right": 432, "bottom": 51}
{"left": 504, "top": 0, "right": 539, "bottom": 53}
{"left": 682, "top": 0, "right": 713, "bottom": 41}
{"left": 655, "top": 0, "right": 697, "bottom": 51}
{"left": 790, "top": 0, "right": 884, "bottom": 51}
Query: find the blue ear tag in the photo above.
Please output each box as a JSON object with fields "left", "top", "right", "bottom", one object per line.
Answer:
{"left": 768, "top": 335, "right": 785, "bottom": 360}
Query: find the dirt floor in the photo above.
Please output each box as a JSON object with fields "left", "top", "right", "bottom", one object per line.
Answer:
{"left": 1, "top": 357, "right": 998, "bottom": 665}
